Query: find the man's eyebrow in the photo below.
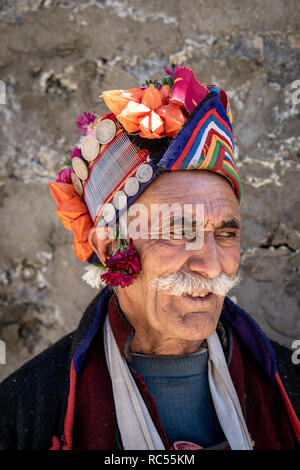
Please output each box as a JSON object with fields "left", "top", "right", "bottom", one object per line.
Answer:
{"left": 217, "top": 218, "right": 241, "bottom": 230}
{"left": 163, "top": 216, "right": 241, "bottom": 229}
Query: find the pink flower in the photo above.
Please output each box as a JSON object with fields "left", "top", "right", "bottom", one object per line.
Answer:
{"left": 55, "top": 168, "right": 72, "bottom": 183}
{"left": 72, "top": 147, "right": 82, "bottom": 159}
{"left": 163, "top": 63, "right": 179, "bottom": 77}
{"left": 75, "top": 112, "right": 96, "bottom": 134}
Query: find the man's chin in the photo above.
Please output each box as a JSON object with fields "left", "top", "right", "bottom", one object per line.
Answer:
{"left": 173, "top": 294, "right": 224, "bottom": 335}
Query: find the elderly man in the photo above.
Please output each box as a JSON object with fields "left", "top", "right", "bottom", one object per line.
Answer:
{"left": 0, "top": 66, "right": 299, "bottom": 450}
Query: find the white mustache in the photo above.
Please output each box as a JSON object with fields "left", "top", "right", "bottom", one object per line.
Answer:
{"left": 150, "top": 269, "right": 242, "bottom": 297}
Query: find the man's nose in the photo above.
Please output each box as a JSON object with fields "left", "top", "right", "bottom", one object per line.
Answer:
{"left": 186, "top": 231, "right": 222, "bottom": 279}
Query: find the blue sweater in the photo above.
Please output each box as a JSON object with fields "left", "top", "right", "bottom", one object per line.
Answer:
{"left": 130, "top": 347, "right": 226, "bottom": 447}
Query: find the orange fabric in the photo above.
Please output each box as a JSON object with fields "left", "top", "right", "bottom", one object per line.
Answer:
{"left": 157, "top": 103, "right": 186, "bottom": 135}
{"left": 48, "top": 182, "right": 94, "bottom": 262}
{"left": 141, "top": 85, "right": 166, "bottom": 110}
{"left": 48, "top": 182, "right": 77, "bottom": 205}
{"left": 139, "top": 111, "right": 164, "bottom": 139}
{"left": 102, "top": 84, "right": 187, "bottom": 139}
{"left": 72, "top": 216, "right": 94, "bottom": 262}
{"left": 160, "top": 85, "right": 172, "bottom": 100}
{"left": 102, "top": 88, "right": 143, "bottom": 116}
{"left": 117, "top": 101, "right": 150, "bottom": 133}
{"left": 56, "top": 198, "right": 90, "bottom": 226}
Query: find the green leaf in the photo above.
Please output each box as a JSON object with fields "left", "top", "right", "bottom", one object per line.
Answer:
{"left": 113, "top": 224, "right": 119, "bottom": 241}
{"left": 59, "top": 157, "right": 71, "bottom": 169}
{"left": 94, "top": 261, "right": 106, "bottom": 268}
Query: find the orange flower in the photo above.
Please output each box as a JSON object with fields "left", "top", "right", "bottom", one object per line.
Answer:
{"left": 139, "top": 111, "right": 164, "bottom": 139}
{"left": 48, "top": 182, "right": 94, "bottom": 262}
{"left": 102, "top": 84, "right": 187, "bottom": 139}
{"left": 117, "top": 101, "right": 150, "bottom": 133}
{"left": 102, "top": 88, "right": 143, "bottom": 116}
{"left": 141, "top": 85, "right": 166, "bottom": 110}
{"left": 156, "top": 103, "right": 186, "bottom": 136}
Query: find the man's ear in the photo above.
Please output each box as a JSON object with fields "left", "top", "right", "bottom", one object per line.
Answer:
{"left": 88, "top": 226, "right": 120, "bottom": 265}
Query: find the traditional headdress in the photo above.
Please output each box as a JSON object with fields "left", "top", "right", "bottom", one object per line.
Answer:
{"left": 48, "top": 65, "right": 242, "bottom": 288}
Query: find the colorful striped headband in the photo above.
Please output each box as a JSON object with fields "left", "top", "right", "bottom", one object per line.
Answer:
{"left": 49, "top": 66, "right": 242, "bottom": 263}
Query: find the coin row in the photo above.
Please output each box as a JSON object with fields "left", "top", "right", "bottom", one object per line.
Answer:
{"left": 71, "top": 118, "right": 118, "bottom": 195}
{"left": 99, "top": 163, "right": 154, "bottom": 224}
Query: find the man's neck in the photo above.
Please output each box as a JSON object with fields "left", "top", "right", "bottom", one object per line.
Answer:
{"left": 115, "top": 294, "right": 205, "bottom": 356}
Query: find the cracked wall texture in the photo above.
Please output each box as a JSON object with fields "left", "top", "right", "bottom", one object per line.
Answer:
{"left": 0, "top": 0, "right": 299, "bottom": 381}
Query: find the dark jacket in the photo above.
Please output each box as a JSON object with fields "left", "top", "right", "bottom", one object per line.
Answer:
{"left": 0, "top": 287, "right": 299, "bottom": 450}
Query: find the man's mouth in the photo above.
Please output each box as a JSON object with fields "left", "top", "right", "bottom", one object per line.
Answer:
{"left": 182, "top": 290, "right": 214, "bottom": 301}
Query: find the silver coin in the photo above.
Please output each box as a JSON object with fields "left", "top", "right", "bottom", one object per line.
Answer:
{"left": 113, "top": 190, "right": 127, "bottom": 210}
{"left": 124, "top": 177, "right": 140, "bottom": 197}
{"left": 72, "top": 156, "right": 89, "bottom": 180}
{"left": 95, "top": 119, "right": 116, "bottom": 144}
{"left": 71, "top": 171, "right": 83, "bottom": 197}
{"left": 135, "top": 164, "right": 153, "bottom": 183}
{"left": 81, "top": 135, "right": 100, "bottom": 161}
{"left": 102, "top": 203, "right": 116, "bottom": 223}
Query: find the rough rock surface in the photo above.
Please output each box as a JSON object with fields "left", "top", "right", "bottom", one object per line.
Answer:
{"left": 0, "top": 0, "right": 299, "bottom": 381}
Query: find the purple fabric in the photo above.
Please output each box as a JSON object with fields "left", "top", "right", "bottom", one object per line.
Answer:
{"left": 222, "top": 297, "right": 277, "bottom": 381}
{"left": 73, "top": 287, "right": 111, "bottom": 374}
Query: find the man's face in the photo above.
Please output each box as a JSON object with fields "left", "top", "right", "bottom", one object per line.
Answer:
{"left": 118, "top": 170, "right": 241, "bottom": 344}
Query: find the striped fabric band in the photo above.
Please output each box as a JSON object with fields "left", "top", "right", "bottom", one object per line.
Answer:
{"left": 158, "top": 93, "right": 242, "bottom": 205}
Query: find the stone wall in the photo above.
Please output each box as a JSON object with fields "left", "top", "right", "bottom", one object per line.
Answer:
{"left": 0, "top": 0, "right": 299, "bottom": 381}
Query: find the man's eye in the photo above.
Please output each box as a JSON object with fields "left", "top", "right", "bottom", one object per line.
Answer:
{"left": 218, "top": 231, "right": 237, "bottom": 238}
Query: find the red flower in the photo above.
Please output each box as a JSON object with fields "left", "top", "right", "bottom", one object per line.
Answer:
{"left": 100, "top": 272, "right": 137, "bottom": 288}
{"left": 102, "top": 239, "right": 141, "bottom": 287}
{"left": 104, "top": 239, "right": 141, "bottom": 275}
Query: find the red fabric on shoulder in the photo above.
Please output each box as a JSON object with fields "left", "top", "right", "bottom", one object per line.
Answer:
{"left": 229, "top": 334, "right": 296, "bottom": 449}
{"left": 275, "top": 372, "right": 300, "bottom": 443}
{"left": 72, "top": 330, "right": 119, "bottom": 450}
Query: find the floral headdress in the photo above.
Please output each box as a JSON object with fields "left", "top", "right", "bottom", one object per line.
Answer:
{"left": 49, "top": 65, "right": 240, "bottom": 289}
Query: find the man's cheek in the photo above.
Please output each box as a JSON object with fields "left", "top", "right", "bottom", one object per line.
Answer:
{"left": 222, "top": 248, "right": 240, "bottom": 275}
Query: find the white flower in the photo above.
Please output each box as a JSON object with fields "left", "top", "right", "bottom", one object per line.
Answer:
{"left": 82, "top": 264, "right": 107, "bottom": 289}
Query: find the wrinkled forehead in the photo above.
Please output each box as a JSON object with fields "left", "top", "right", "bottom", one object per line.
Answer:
{"left": 133, "top": 170, "right": 240, "bottom": 221}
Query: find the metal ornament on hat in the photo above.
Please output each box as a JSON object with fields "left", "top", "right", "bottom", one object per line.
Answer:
{"left": 70, "top": 116, "right": 118, "bottom": 197}
{"left": 68, "top": 114, "right": 148, "bottom": 288}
